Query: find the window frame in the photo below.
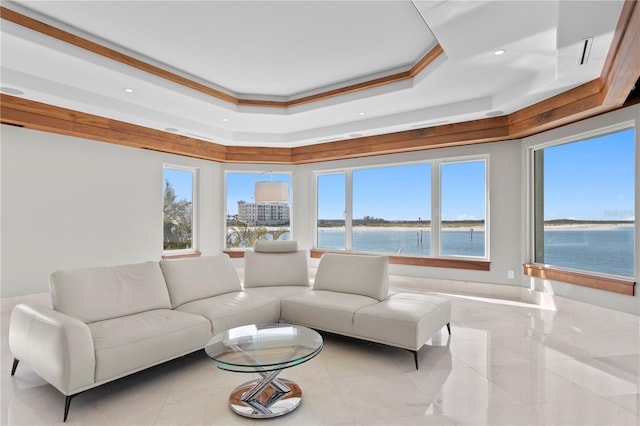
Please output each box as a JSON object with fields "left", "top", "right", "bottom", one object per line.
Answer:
{"left": 313, "top": 155, "right": 489, "bottom": 264}
{"left": 162, "top": 164, "right": 198, "bottom": 256}
{"left": 524, "top": 122, "right": 636, "bottom": 295}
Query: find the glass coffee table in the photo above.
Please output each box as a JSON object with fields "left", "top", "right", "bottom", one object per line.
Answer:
{"left": 205, "top": 323, "right": 323, "bottom": 418}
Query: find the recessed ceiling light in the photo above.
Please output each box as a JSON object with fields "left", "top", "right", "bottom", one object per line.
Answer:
{"left": 357, "top": 112, "right": 365, "bottom": 116}
{"left": 124, "top": 88, "right": 134, "bottom": 93}
{"left": 493, "top": 49, "right": 506, "bottom": 56}
{"left": 0, "top": 87, "right": 24, "bottom": 95}
{"left": 222, "top": 118, "right": 229, "bottom": 122}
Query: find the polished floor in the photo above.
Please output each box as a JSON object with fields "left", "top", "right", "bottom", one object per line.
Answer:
{"left": 1, "top": 290, "right": 638, "bottom": 425}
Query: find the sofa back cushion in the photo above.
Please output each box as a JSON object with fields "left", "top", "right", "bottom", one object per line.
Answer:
{"left": 160, "top": 254, "right": 241, "bottom": 308}
{"left": 254, "top": 240, "right": 299, "bottom": 253}
{"left": 244, "top": 247, "right": 310, "bottom": 288}
{"left": 313, "top": 253, "right": 389, "bottom": 301}
{"left": 50, "top": 261, "right": 171, "bottom": 323}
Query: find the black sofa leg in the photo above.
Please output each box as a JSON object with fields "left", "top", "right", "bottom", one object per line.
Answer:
{"left": 11, "top": 359, "right": 19, "bottom": 376}
{"left": 63, "top": 395, "right": 74, "bottom": 422}
{"left": 446, "top": 323, "right": 451, "bottom": 335}
{"left": 412, "top": 351, "right": 419, "bottom": 370}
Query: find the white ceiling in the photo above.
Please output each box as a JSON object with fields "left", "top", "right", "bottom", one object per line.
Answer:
{"left": 0, "top": 0, "right": 626, "bottom": 148}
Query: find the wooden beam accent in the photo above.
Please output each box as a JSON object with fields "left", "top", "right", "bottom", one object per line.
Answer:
{"left": 311, "top": 249, "right": 490, "bottom": 271}
{"left": 523, "top": 264, "right": 635, "bottom": 296}
{"left": 225, "top": 145, "right": 293, "bottom": 164}
{"left": 0, "top": 94, "right": 227, "bottom": 162}
{"left": 291, "top": 117, "right": 509, "bottom": 163}
{"left": 508, "top": 80, "right": 605, "bottom": 138}
{"left": 409, "top": 44, "right": 445, "bottom": 77}
{"left": 601, "top": 0, "right": 640, "bottom": 108}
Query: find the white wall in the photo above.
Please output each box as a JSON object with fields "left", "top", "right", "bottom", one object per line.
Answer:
{"left": 0, "top": 125, "right": 223, "bottom": 297}
{"left": 2, "top": 104, "right": 638, "bottom": 315}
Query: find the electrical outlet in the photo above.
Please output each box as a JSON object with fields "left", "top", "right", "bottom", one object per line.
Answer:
{"left": 507, "top": 270, "right": 515, "bottom": 279}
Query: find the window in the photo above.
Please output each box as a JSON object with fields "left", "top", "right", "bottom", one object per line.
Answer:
{"left": 352, "top": 164, "right": 431, "bottom": 255}
{"left": 315, "top": 158, "right": 486, "bottom": 259}
{"left": 439, "top": 160, "right": 486, "bottom": 257}
{"left": 163, "top": 165, "right": 196, "bottom": 252}
{"left": 226, "top": 172, "right": 291, "bottom": 249}
{"left": 317, "top": 173, "right": 346, "bottom": 250}
{"left": 532, "top": 127, "right": 635, "bottom": 278}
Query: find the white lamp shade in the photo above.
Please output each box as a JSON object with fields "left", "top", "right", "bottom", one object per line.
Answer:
{"left": 255, "top": 181, "right": 288, "bottom": 202}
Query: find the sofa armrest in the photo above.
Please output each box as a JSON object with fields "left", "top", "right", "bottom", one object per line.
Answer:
{"left": 9, "top": 303, "right": 96, "bottom": 395}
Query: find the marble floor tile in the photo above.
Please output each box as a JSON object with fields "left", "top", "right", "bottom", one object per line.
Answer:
{"left": 1, "top": 291, "right": 638, "bottom": 426}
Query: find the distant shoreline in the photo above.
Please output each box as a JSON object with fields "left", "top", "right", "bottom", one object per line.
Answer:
{"left": 317, "top": 223, "right": 633, "bottom": 232}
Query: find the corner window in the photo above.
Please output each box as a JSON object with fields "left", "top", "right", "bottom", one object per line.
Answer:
{"left": 163, "top": 165, "right": 197, "bottom": 253}
{"left": 532, "top": 127, "right": 635, "bottom": 277}
{"left": 226, "top": 172, "right": 291, "bottom": 249}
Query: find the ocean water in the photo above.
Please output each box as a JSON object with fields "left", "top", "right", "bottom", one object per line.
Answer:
{"left": 543, "top": 227, "right": 635, "bottom": 277}
{"left": 316, "top": 226, "right": 635, "bottom": 277}
{"left": 317, "top": 228, "right": 483, "bottom": 257}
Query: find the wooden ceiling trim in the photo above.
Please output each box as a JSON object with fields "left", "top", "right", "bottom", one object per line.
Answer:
{"left": 601, "top": 0, "right": 640, "bottom": 107}
{"left": 409, "top": 44, "right": 445, "bottom": 77}
{"left": 290, "top": 117, "right": 509, "bottom": 164}
{"left": 0, "top": 6, "right": 444, "bottom": 109}
{"left": 507, "top": 80, "right": 604, "bottom": 137}
{"left": 0, "top": 94, "right": 227, "bottom": 162}
{"left": 1, "top": 3, "right": 638, "bottom": 165}
{"left": 224, "top": 146, "right": 293, "bottom": 164}
{"left": 0, "top": 6, "right": 239, "bottom": 105}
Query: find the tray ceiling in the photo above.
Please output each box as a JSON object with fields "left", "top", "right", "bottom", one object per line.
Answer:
{"left": 0, "top": 0, "right": 628, "bottom": 148}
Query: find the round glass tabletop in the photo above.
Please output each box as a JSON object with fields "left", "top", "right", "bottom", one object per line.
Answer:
{"left": 205, "top": 323, "right": 323, "bottom": 373}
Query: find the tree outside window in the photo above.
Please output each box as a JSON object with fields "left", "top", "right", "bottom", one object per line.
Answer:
{"left": 163, "top": 167, "right": 195, "bottom": 251}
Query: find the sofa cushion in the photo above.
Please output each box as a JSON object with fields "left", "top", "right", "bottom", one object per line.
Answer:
{"left": 244, "top": 249, "right": 310, "bottom": 288}
{"left": 254, "top": 240, "right": 298, "bottom": 253}
{"left": 353, "top": 293, "right": 451, "bottom": 351}
{"left": 160, "top": 255, "right": 242, "bottom": 308}
{"left": 312, "top": 254, "right": 389, "bottom": 301}
{"left": 244, "top": 286, "right": 311, "bottom": 299}
{"left": 89, "top": 309, "right": 211, "bottom": 382}
{"left": 280, "top": 290, "right": 378, "bottom": 336}
{"left": 50, "top": 262, "right": 171, "bottom": 323}
{"left": 176, "top": 291, "right": 280, "bottom": 336}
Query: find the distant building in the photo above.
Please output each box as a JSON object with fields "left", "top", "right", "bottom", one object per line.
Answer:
{"left": 237, "top": 200, "right": 290, "bottom": 226}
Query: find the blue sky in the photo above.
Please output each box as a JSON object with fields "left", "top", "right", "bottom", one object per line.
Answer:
{"left": 163, "top": 168, "right": 193, "bottom": 202}
{"left": 319, "top": 161, "right": 486, "bottom": 221}
{"left": 171, "top": 127, "right": 635, "bottom": 222}
{"left": 543, "top": 127, "right": 635, "bottom": 220}
{"left": 226, "top": 173, "right": 291, "bottom": 215}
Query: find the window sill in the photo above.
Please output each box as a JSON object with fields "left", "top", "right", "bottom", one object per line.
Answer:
{"left": 224, "top": 250, "right": 248, "bottom": 258}
{"left": 310, "top": 249, "right": 490, "bottom": 271}
{"left": 523, "top": 264, "right": 635, "bottom": 296}
{"left": 162, "top": 251, "right": 202, "bottom": 260}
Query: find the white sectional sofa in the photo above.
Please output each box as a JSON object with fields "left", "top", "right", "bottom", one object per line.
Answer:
{"left": 9, "top": 241, "right": 451, "bottom": 421}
